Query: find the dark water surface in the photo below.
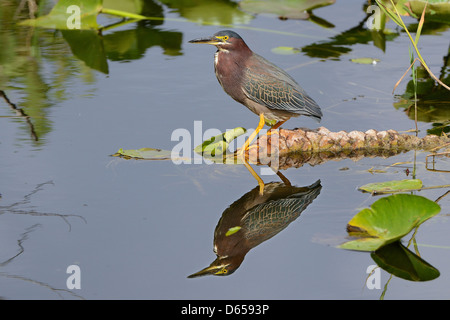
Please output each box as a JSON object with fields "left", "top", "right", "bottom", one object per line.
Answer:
{"left": 0, "top": 0, "right": 449, "bottom": 299}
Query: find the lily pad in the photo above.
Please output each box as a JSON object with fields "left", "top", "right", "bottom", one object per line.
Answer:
{"left": 358, "top": 179, "right": 423, "bottom": 193}
{"left": 194, "top": 127, "right": 246, "bottom": 157}
{"left": 339, "top": 194, "right": 441, "bottom": 251}
{"left": 350, "top": 58, "right": 380, "bottom": 65}
{"left": 20, "top": 0, "right": 102, "bottom": 30}
{"left": 407, "top": 0, "right": 450, "bottom": 24}
{"left": 19, "top": 0, "right": 152, "bottom": 31}
{"left": 239, "top": 0, "right": 335, "bottom": 20}
{"left": 112, "top": 147, "right": 173, "bottom": 160}
{"left": 271, "top": 46, "right": 301, "bottom": 55}
{"left": 371, "top": 241, "right": 440, "bottom": 281}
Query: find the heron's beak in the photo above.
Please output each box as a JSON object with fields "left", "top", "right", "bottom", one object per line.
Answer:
{"left": 187, "top": 263, "right": 230, "bottom": 278}
{"left": 189, "top": 36, "right": 227, "bottom": 45}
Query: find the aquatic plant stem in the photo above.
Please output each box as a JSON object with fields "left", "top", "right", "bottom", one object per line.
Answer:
{"left": 100, "top": 8, "right": 162, "bottom": 21}
{"left": 389, "top": 0, "right": 450, "bottom": 91}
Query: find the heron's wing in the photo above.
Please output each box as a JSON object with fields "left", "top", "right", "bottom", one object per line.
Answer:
{"left": 242, "top": 55, "right": 322, "bottom": 120}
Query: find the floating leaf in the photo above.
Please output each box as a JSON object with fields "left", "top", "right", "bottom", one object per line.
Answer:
{"left": 407, "top": 0, "right": 450, "bottom": 24}
{"left": 350, "top": 58, "right": 380, "bottom": 65}
{"left": 20, "top": 0, "right": 102, "bottom": 30}
{"left": 223, "top": 127, "right": 247, "bottom": 144}
{"left": 239, "top": 0, "right": 336, "bottom": 20}
{"left": 194, "top": 127, "right": 246, "bottom": 157}
{"left": 19, "top": 0, "right": 153, "bottom": 31}
{"left": 359, "top": 179, "right": 423, "bottom": 193}
{"left": 375, "top": 0, "right": 406, "bottom": 28}
{"left": 271, "top": 46, "right": 301, "bottom": 55}
{"left": 112, "top": 147, "right": 173, "bottom": 160}
{"left": 339, "top": 194, "right": 441, "bottom": 251}
{"left": 371, "top": 241, "right": 440, "bottom": 281}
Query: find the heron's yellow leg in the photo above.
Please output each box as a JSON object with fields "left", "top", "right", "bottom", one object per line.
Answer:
{"left": 238, "top": 113, "right": 265, "bottom": 157}
{"left": 267, "top": 120, "right": 286, "bottom": 136}
{"left": 237, "top": 113, "right": 266, "bottom": 194}
{"left": 271, "top": 120, "right": 286, "bottom": 130}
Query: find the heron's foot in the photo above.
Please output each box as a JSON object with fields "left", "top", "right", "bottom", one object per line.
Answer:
{"left": 237, "top": 146, "right": 247, "bottom": 159}
{"left": 266, "top": 128, "right": 280, "bottom": 137}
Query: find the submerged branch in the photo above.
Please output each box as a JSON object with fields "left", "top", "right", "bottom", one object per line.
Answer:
{"left": 241, "top": 127, "right": 450, "bottom": 169}
{"left": 0, "top": 90, "right": 38, "bottom": 141}
{"left": 114, "top": 127, "right": 449, "bottom": 171}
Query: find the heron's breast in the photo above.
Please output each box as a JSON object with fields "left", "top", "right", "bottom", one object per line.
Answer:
{"left": 214, "top": 50, "right": 246, "bottom": 103}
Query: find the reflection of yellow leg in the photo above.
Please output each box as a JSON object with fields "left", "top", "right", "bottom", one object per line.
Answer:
{"left": 243, "top": 160, "right": 265, "bottom": 195}
{"left": 238, "top": 113, "right": 265, "bottom": 157}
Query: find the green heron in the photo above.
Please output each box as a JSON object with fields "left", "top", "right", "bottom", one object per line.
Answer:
{"left": 188, "top": 179, "right": 321, "bottom": 277}
{"left": 189, "top": 30, "right": 323, "bottom": 155}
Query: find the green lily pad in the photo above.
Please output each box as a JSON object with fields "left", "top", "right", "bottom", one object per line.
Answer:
{"left": 376, "top": 0, "right": 450, "bottom": 26}
{"left": 271, "top": 46, "right": 302, "bottom": 55}
{"left": 112, "top": 147, "right": 173, "bottom": 160}
{"left": 358, "top": 179, "right": 423, "bottom": 193}
{"left": 350, "top": 58, "right": 380, "bottom": 64}
{"left": 339, "top": 194, "right": 441, "bottom": 251}
{"left": 20, "top": 0, "right": 102, "bottom": 30}
{"left": 375, "top": 0, "right": 410, "bottom": 27}
{"left": 112, "top": 127, "right": 246, "bottom": 162}
{"left": 19, "top": 0, "right": 152, "bottom": 31}
{"left": 194, "top": 127, "right": 246, "bottom": 157}
{"left": 239, "top": 0, "right": 335, "bottom": 20}
{"left": 371, "top": 241, "right": 440, "bottom": 281}
{"left": 407, "top": 0, "right": 450, "bottom": 24}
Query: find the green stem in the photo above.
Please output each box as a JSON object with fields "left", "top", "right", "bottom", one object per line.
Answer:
{"left": 100, "top": 8, "right": 159, "bottom": 21}
{"left": 389, "top": 0, "right": 450, "bottom": 91}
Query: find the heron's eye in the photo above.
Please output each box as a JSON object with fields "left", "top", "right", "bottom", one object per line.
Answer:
{"left": 223, "top": 36, "right": 229, "bottom": 41}
{"left": 216, "top": 268, "right": 228, "bottom": 275}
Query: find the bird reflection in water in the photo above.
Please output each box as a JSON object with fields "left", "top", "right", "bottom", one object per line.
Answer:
{"left": 188, "top": 179, "right": 321, "bottom": 277}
